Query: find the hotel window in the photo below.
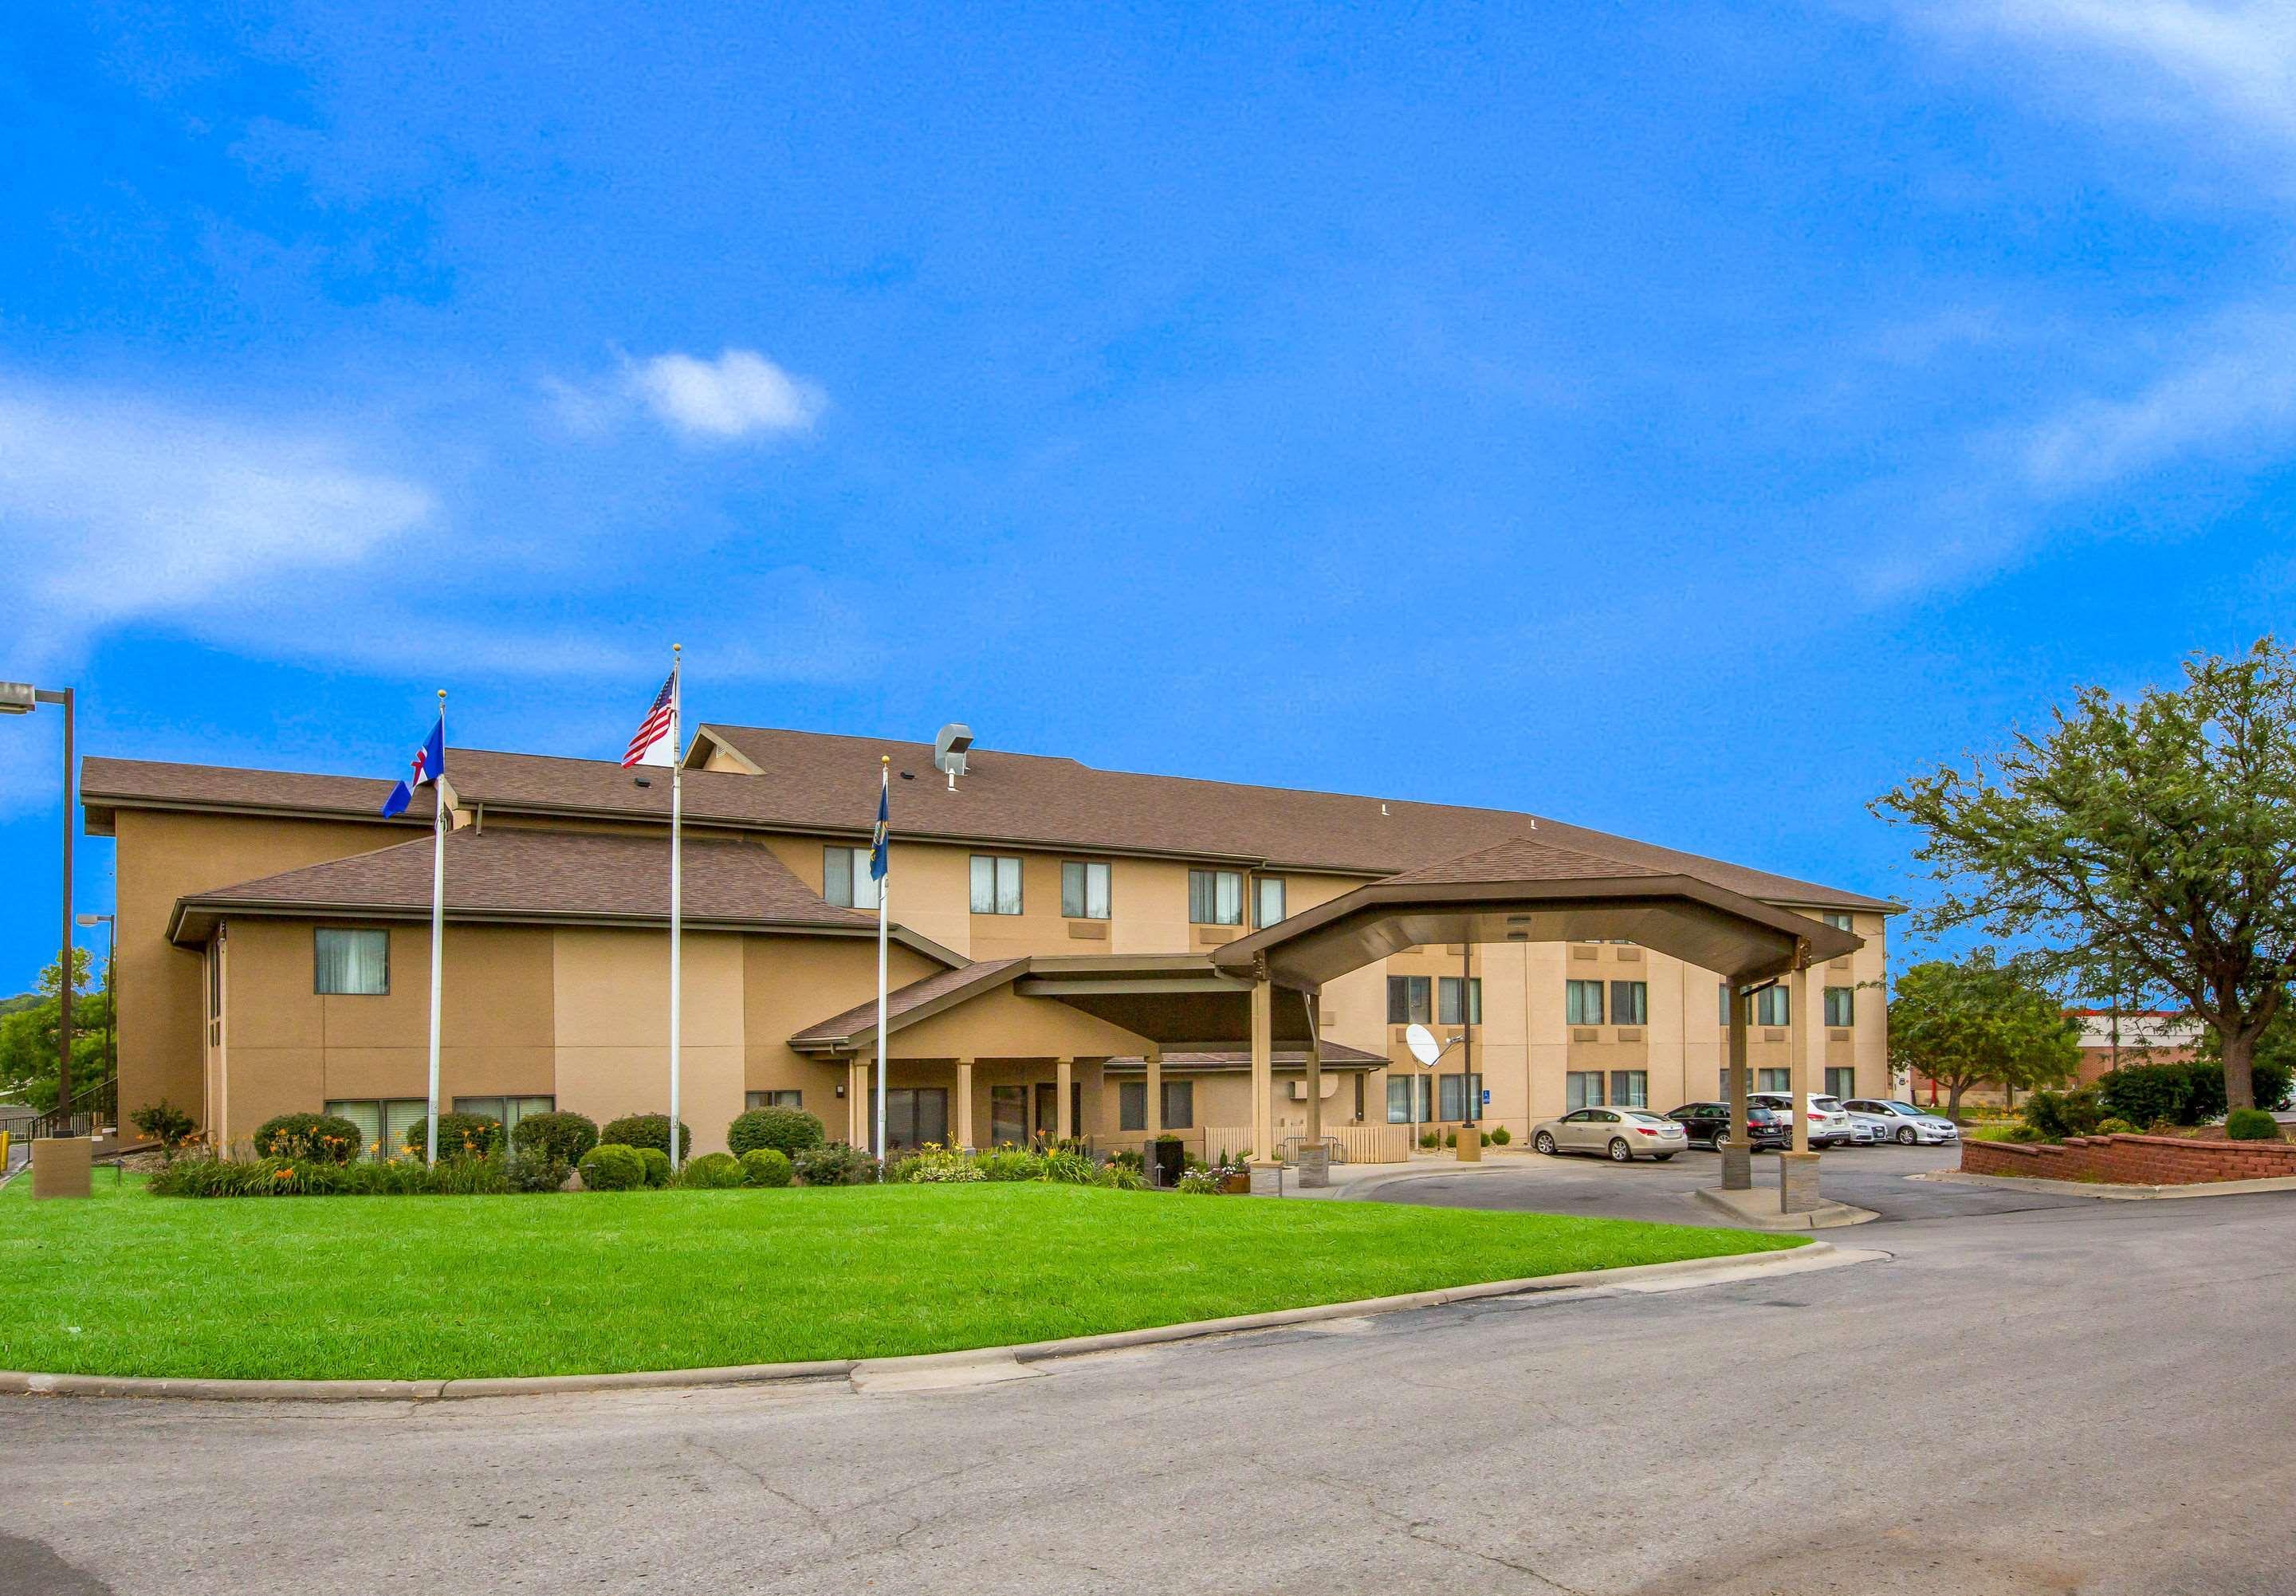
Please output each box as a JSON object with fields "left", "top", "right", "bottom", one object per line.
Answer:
{"left": 328, "top": 1098, "right": 428, "bottom": 1159}
{"left": 745, "top": 1090, "right": 804, "bottom": 1111}
{"left": 989, "top": 1086, "right": 1028, "bottom": 1146}
{"left": 1757, "top": 1068, "right": 1791, "bottom": 1092}
{"left": 314, "top": 928, "right": 388, "bottom": 996}
{"left": 1386, "top": 975, "right": 1432, "bottom": 1025}
{"left": 1609, "top": 1071, "right": 1649, "bottom": 1108}
{"left": 1119, "top": 1081, "right": 1147, "bottom": 1131}
{"left": 1718, "top": 981, "right": 1733, "bottom": 1026}
{"left": 453, "top": 1095, "right": 555, "bottom": 1138}
{"left": 1437, "top": 1072, "right": 1484, "bottom": 1122}
{"left": 1824, "top": 986, "right": 1854, "bottom": 1027}
{"left": 1253, "top": 876, "right": 1287, "bottom": 929}
{"left": 1825, "top": 1067, "right": 1856, "bottom": 1099}
{"left": 1822, "top": 911, "right": 1854, "bottom": 932}
{"left": 1189, "top": 868, "right": 1243, "bottom": 926}
{"left": 969, "top": 855, "right": 1023, "bottom": 915}
{"left": 822, "top": 846, "right": 879, "bottom": 910}
{"left": 1754, "top": 985, "right": 1791, "bottom": 1026}
{"left": 1061, "top": 860, "right": 1111, "bottom": 920}
{"left": 1437, "top": 977, "right": 1482, "bottom": 1025}
{"left": 1610, "top": 981, "right": 1648, "bottom": 1026}
{"left": 1387, "top": 1075, "right": 1433, "bottom": 1122}
{"left": 1161, "top": 1079, "right": 1194, "bottom": 1130}
{"left": 1565, "top": 980, "right": 1604, "bottom": 1026}
{"left": 1566, "top": 1071, "right": 1605, "bottom": 1110}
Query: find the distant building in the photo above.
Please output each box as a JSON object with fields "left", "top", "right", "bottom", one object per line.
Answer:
{"left": 2066, "top": 1008, "right": 2203, "bottom": 1085}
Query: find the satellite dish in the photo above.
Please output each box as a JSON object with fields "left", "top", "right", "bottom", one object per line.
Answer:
{"left": 1405, "top": 1024, "right": 1441, "bottom": 1066}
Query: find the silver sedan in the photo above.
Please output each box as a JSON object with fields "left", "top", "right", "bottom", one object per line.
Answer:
{"left": 1531, "top": 1108, "right": 1690, "bottom": 1162}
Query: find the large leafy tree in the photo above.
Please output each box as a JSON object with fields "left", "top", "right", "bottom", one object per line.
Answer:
{"left": 1877, "top": 640, "right": 2296, "bottom": 1111}
{"left": 0, "top": 949, "right": 111, "bottom": 1114}
{"left": 1886, "top": 951, "right": 2081, "bottom": 1118}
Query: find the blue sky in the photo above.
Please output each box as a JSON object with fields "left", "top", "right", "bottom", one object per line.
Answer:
{"left": 6, "top": 1, "right": 2294, "bottom": 993}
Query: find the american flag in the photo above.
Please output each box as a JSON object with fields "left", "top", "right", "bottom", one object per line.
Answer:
{"left": 621, "top": 670, "right": 677, "bottom": 768}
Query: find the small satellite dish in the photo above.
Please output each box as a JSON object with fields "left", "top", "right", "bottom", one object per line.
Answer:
{"left": 1405, "top": 1024, "right": 1441, "bottom": 1066}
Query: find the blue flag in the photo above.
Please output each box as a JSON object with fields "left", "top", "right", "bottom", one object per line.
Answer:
{"left": 380, "top": 716, "right": 446, "bottom": 818}
{"left": 869, "top": 780, "right": 889, "bottom": 881}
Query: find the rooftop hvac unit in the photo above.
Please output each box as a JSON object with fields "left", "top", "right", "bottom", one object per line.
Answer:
{"left": 934, "top": 723, "right": 973, "bottom": 788}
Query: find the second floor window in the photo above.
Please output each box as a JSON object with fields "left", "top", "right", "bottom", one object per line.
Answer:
{"left": 1755, "top": 985, "right": 1791, "bottom": 1026}
{"left": 1565, "top": 979, "right": 1604, "bottom": 1026}
{"left": 314, "top": 928, "right": 388, "bottom": 996}
{"left": 970, "top": 855, "right": 1023, "bottom": 915}
{"left": 1438, "top": 976, "right": 1482, "bottom": 1024}
{"left": 1061, "top": 860, "right": 1111, "bottom": 920}
{"left": 1822, "top": 911, "right": 1854, "bottom": 932}
{"left": 1610, "top": 981, "right": 1648, "bottom": 1026}
{"left": 822, "top": 846, "right": 879, "bottom": 910}
{"left": 1253, "top": 875, "right": 1287, "bottom": 928}
{"left": 1386, "top": 974, "right": 1431, "bottom": 1024}
{"left": 1824, "top": 985, "right": 1854, "bottom": 1027}
{"left": 1189, "top": 868, "right": 1243, "bottom": 926}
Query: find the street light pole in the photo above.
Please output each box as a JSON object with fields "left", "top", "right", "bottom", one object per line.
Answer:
{"left": 77, "top": 913, "right": 114, "bottom": 1123}
{"left": 2, "top": 682, "right": 73, "bottom": 1126}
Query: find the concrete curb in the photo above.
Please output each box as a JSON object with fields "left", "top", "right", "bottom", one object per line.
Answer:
{"left": 0, "top": 1242, "right": 1858, "bottom": 1404}
{"left": 1692, "top": 1188, "right": 1881, "bottom": 1230}
{"left": 1917, "top": 1169, "right": 2296, "bottom": 1201}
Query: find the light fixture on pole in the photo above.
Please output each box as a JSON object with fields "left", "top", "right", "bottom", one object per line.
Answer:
{"left": 3, "top": 682, "right": 75, "bottom": 1127}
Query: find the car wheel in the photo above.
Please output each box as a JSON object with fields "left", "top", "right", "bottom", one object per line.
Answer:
{"left": 1534, "top": 1131, "right": 1557, "bottom": 1156}
{"left": 1897, "top": 1126, "right": 1917, "bottom": 1145}
{"left": 1653, "top": 1154, "right": 1674, "bottom": 1162}
{"left": 1607, "top": 1138, "right": 1632, "bottom": 1163}
{"left": 1712, "top": 1130, "right": 1732, "bottom": 1150}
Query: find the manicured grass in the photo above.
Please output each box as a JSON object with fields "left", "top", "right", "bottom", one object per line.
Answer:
{"left": 0, "top": 1177, "right": 1801, "bottom": 1380}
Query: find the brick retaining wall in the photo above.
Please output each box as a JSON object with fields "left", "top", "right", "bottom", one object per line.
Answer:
{"left": 1962, "top": 1132, "right": 2296, "bottom": 1186}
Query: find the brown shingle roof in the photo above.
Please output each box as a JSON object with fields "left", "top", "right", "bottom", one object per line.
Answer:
{"left": 1101, "top": 1044, "right": 1386, "bottom": 1071}
{"left": 167, "top": 827, "right": 902, "bottom": 944}
{"left": 1378, "top": 835, "right": 1673, "bottom": 887}
{"left": 787, "top": 958, "right": 1032, "bottom": 1048}
{"left": 88, "top": 725, "right": 1898, "bottom": 913}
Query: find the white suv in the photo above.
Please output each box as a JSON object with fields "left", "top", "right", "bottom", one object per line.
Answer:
{"left": 1842, "top": 1099, "right": 1960, "bottom": 1146}
{"left": 1748, "top": 1091, "right": 1855, "bottom": 1149}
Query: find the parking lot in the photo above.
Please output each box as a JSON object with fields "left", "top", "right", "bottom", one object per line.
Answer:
{"left": 1355, "top": 1141, "right": 2103, "bottom": 1226}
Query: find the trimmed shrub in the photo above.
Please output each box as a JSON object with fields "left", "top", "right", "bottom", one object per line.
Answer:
{"left": 2020, "top": 1087, "right": 2103, "bottom": 1142}
{"left": 2097, "top": 1059, "right": 2295, "bottom": 1127}
{"left": 150, "top": 1152, "right": 509, "bottom": 1197}
{"left": 794, "top": 1142, "right": 877, "bottom": 1185}
{"left": 511, "top": 1111, "right": 597, "bottom": 1166}
{"left": 252, "top": 1113, "right": 365, "bottom": 1164}
{"left": 599, "top": 1114, "right": 695, "bottom": 1160}
{"left": 577, "top": 1143, "right": 646, "bottom": 1191}
{"left": 130, "top": 1099, "right": 198, "bottom": 1161}
{"left": 678, "top": 1151, "right": 746, "bottom": 1189}
{"left": 726, "top": 1106, "right": 826, "bottom": 1158}
{"left": 740, "top": 1147, "right": 793, "bottom": 1188}
{"left": 403, "top": 1112, "right": 501, "bottom": 1161}
{"left": 2094, "top": 1118, "right": 2139, "bottom": 1137}
{"left": 2226, "top": 1107, "right": 2281, "bottom": 1141}
{"left": 509, "top": 1155, "right": 572, "bottom": 1193}
{"left": 2259, "top": 1060, "right": 2294, "bottom": 1113}
{"left": 636, "top": 1147, "right": 673, "bottom": 1188}
{"left": 1489, "top": 1125, "right": 1512, "bottom": 1146}
{"left": 1419, "top": 1130, "right": 1440, "bottom": 1150}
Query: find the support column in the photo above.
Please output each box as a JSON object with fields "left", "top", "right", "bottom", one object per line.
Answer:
{"left": 847, "top": 1056, "right": 867, "bottom": 1148}
{"left": 1056, "top": 1057, "right": 1074, "bottom": 1142}
{"left": 1724, "top": 980, "right": 1752, "bottom": 1192}
{"left": 954, "top": 1059, "right": 974, "bottom": 1150}
{"left": 1781, "top": 966, "right": 1820, "bottom": 1214}
{"left": 1248, "top": 974, "right": 1280, "bottom": 1193}
{"left": 1297, "top": 991, "right": 1329, "bottom": 1188}
{"left": 1145, "top": 1048, "right": 1163, "bottom": 1139}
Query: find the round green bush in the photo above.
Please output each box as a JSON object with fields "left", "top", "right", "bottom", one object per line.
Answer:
{"left": 727, "top": 1106, "right": 826, "bottom": 1158}
{"left": 252, "top": 1113, "right": 365, "bottom": 1164}
{"left": 678, "top": 1151, "right": 745, "bottom": 1189}
{"left": 510, "top": 1111, "right": 597, "bottom": 1166}
{"left": 2226, "top": 1107, "right": 2281, "bottom": 1142}
{"left": 793, "top": 1142, "right": 877, "bottom": 1185}
{"left": 636, "top": 1146, "right": 673, "bottom": 1188}
{"left": 740, "top": 1147, "right": 794, "bottom": 1188}
{"left": 599, "top": 1114, "right": 694, "bottom": 1161}
{"left": 576, "top": 1143, "right": 646, "bottom": 1192}
{"left": 2094, "top": 1118, "right": 2139, "bottom": 1137}
{"left": 402, "top": 1111, "right": 501, "bottom": 1161}
{"left": 1489, "top": 1125, "right": 1512, "bottom": 1146}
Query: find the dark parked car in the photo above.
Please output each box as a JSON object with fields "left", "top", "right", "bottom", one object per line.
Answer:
{"left": 1665, "top": 1101, "right": 1791, "bottom": 1150}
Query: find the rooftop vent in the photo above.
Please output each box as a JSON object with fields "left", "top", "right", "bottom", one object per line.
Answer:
{"left": 934, "top": 723, "right": 974, "bottom": 789}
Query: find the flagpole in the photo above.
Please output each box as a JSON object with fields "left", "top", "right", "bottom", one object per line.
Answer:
{"left": 425, "top": 688, "right": 446, "bottom": 1166}
{"left": 668, "top": 645, "right": 684, "bottom": 1169}
{"left": 875, "top": 754, "right": 889, "bottom": 1175}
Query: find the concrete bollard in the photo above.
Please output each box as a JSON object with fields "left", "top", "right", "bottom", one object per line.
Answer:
{"left": 31, "top": 1137, "right": 93, "bottom": 1200}
{"left": 1778, "top": 1151, "right": 1821, "bottom": 1214}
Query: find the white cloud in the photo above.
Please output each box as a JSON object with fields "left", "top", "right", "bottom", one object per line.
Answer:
{"left": 626, "top": 348, "right": 826, "bottom": 441}
{"left": 0, "top": 380, "right": 434, "bottom": 663}
{"left": 1915, "top": 2, "right": 2296, "bottom": 143}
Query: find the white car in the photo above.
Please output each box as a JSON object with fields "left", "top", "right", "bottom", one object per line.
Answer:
{"left": 1748, "top": 1091, "right": 1855, "bottom": 1149}
{"left": 1842, "top": 1099, "right": 1961, "bottom": 1146}
{"left": 1531, "top": 1108, "right": 1690, "bottom": 1162}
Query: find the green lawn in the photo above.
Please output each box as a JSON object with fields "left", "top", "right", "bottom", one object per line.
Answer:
{"left": 0, "top": 1177, "right": 1801, "bottom": 1380}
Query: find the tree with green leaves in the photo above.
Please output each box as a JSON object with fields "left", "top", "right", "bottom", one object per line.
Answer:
{"left": 0, "top": 949, "right": 111, "bottom": 1114}
{"left": 1885, "top": 950, "right": 2081, "bottom": 1118}
{"left": 1877, "top": 639, "right": 2296, "bottom": 1111}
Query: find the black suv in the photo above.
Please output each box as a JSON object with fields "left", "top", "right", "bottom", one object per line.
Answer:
{"left": 1665, "top": 1101, "right": 1791, "bottom": 1150}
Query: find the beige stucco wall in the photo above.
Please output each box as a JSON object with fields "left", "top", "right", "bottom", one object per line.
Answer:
{"left": 552, "top": 926, "right": 746, "bottom": 1156}
{"left": 743, "top": 934, "right": 940, "bottom": 1123}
